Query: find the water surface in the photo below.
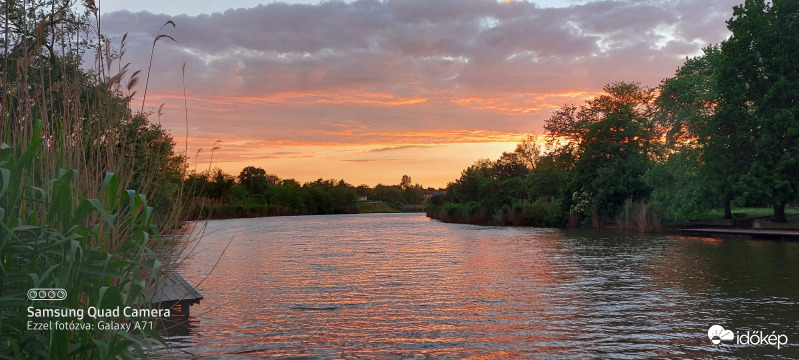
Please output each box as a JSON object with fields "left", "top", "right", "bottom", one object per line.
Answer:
{"left": 160, "top": 213, "right": 799, "bottom": 359}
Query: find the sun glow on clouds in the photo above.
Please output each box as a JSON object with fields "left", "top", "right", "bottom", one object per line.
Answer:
{"left": 102, "top": 0, "right": 740, "bottom": 187}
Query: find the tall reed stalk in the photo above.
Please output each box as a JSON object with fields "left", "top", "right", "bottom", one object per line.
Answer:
{"left": 619, "top": 198, "right": 662, "bottom": 232}
{"left": 1, "top": 1, "right": 194, "bottom": 358}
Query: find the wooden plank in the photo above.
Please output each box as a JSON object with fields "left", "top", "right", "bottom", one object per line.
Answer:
{"left": 680, "top": 228, "right": 799, "bottom": 240}
{"left": 153, "top": 272, "right": 203, "bottom": 304}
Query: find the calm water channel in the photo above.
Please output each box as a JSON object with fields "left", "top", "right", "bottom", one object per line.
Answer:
{"left": 160, "top": 213, "right": 799, "bottom": 359}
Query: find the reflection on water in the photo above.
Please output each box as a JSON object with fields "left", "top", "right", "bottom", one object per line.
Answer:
{"left": 157, "top": 213, "right": 799, "bottom": 359}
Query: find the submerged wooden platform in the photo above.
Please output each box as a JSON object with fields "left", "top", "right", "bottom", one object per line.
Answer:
{"left": 679, "top": 228, "right": 799, "bottom": 240}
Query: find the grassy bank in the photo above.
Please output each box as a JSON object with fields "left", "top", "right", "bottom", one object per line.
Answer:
{"left": 356, "top": 202, "right": 400, "bottom": 213}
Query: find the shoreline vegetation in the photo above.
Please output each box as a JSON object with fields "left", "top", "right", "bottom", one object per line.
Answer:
{"left": 183, "top": 170, "right": 436, "bottom": 220}
{"left": 426, "top": 0, "right": 799, "bottom": 233}
{"left": 187, "top": 200, "right": 425, "bottom": 220}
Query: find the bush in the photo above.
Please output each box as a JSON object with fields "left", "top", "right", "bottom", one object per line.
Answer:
{"left": 499, "top": 198, "right": 565, "bottom": 227}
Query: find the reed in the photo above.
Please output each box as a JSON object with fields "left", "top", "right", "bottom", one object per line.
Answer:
{"left": 1, "top": 2, "right": 192, "bottom": 358}
{"left": 619, "top": 198, "right": 662, "bottom": 233}
{"left": 1, "top": 123, "right": 164, "bottom": 358}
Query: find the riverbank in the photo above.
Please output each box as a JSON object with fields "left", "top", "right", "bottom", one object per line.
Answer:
{"left": 187, "top": 201, "right": 424, "bottom": 220}
{"left": 425, "top": 200, "right": 566, "bottom": 228}
{"left": 427, "top": 201, "right": 799, "bottom": 236}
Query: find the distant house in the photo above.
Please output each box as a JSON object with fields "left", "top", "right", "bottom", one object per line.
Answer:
{"left": 358, "top": 195, "right": 368, "bottom": 201}
{"left": 424, "top": 190, "right": 446, "bottom": 199}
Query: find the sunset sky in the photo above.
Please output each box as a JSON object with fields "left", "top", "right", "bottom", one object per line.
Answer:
{"left": 99, "top": 0, "right": 740, "bottom": 188}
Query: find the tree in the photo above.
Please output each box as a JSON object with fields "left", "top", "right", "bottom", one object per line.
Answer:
{"left": 272, "top": 179, "right": 307, "bottom": 212}
{"left": 717, "top": 0, "right": 799, "bottom": 222}
{"left": 657, "top": 46, "right": 721, "bottom": 147}
{"left": 356, "top": 184, "right": 371, "bottom": 198}
{"left": 493, "top": 151, "right": 528, "bottom": 181}
{"left": 208, "top": 168, "right": 235, "bottom": 199}
{"left": 118, "top": 114, "right": 188, "bottom": 221}
{"left": 545, "top": 82, "right": 658, "bottom": 220}
{"left": 656, "top": 46, "right": 740, "bottom": 218}
{"left": 372, "top": 183, "right": 404, "bottom": 204}
{"left": 238, "top": 166, "right": 268, "bottom": 196}
{"left": 514, "top": 133, "right": 542, "bottom": 169}
{"left": 527, "top": 153, "right": 569, "bottom": 200}
{"left": 400, "top": 175, "right": 412, "bottom": 190}
{"left": 448, "top": 159, "right": 495, "bottom": 204}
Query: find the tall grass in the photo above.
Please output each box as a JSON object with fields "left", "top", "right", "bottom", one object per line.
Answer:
{"left": 1, "top": 123, "right": 163, "bottom": 358}
{"left": 619, "top": 198, "right": 662, "bottom": 233}
{"left": 1, "top": 2, "right": 193, "bottom": 358}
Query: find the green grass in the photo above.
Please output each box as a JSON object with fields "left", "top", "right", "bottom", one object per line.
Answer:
{"left": 694, "top": 207, "right": 799, "bottom": 220}
{"left": 356, "top": 202, "right": 400, "bottom": 213}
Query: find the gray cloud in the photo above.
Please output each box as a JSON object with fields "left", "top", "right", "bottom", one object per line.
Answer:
{"left": 100, "top": 0, "right": 741, "bottom": 144}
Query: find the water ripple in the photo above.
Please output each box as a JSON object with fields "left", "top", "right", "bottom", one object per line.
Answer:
{"left": 157, "top": 213, "right": 799, "bottom": 359}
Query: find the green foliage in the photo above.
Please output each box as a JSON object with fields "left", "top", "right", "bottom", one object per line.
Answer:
{"left": 430, "top": 143, "right": 568, "bottom": 227}
{"left": 207, "top": 169, "right": 236, "bottom": 200}
{"left": 237, "top": 166, "right": 269, "bottom": 197}
{"left": 656, "top": 46, "right": 721, "bottom": 146}
{"left": 717, "top": 0, "right": 799, "bottom": 221}
{"left": 643, "top": 148, "right": 711, "bottom": 222}
{"left": 188, "top": 172, "right": 376, "bottom": 218}
{"left": 1, "top": 2, "right": 188, "bottom": 358}
{"left": 118, "top": 115, "right": 187, "bottom": 223}
{"left": 546, "top": 82, "right": 658, "bottom": 222}
{"left": 498, "top": 198, "right": 565, "bottom": 227}
{"left": 448, "top": 159, "right": 495, "bottom": 204}
{"left": 1, "top": 129, "right": 163, "bottom": 359}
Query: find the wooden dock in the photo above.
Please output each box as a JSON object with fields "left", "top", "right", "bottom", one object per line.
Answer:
{"left": 152, "top": 272, "right": 203, "bottom": 317}
{"left": 679, "top": 228, "right": 799, "bottom": 240}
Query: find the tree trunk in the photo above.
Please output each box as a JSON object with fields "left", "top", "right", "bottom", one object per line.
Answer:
{"left": 723, "top": 199, "right": 733, "bottom": 219}
{"left": 774, "top": 202, "right": 787, "bottom": 223}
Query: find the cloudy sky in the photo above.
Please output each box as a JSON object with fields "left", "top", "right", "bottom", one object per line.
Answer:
{"left": 98, "top": 0, "right": 740, "bottom": 187}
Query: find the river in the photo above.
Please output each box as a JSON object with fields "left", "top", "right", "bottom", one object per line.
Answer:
{"left": 159, "top": 213, "right": 799, "bottom": 359}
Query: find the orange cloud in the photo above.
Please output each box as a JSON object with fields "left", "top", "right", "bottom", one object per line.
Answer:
{"left": 451, "top": 91, "right": 595, "bottom": 115}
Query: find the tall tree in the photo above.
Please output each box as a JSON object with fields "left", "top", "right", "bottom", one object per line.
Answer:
{"left": 400, "top": 175, "right": 412, "bottom": 191}
{"left": 238, "top": 166, "right": 268, "bottom": 196}
{"left": 545, "top": 82, "right": 658, "bottom": 220}
{"left": 514, "top": 133, "right": 542, "bottom": 169}
{"left": 718, "top": 0, "right": 799, "bottom": 222}
{"left": 656, "top": 46, "right": 737, "bottom": 218}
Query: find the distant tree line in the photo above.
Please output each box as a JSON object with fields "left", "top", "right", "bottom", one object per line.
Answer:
{"left": 184, "top": 167, "right": 432, "bottom": 218}
{"left": 429, "top": 0, "right": 799, "bottom": 230}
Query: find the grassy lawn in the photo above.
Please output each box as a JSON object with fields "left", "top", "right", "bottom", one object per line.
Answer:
{"left": 693, "top": 207, "right": 799, "bottom": 220}
{"left": 356, "top": 201, "right": 401, "bottom": 213}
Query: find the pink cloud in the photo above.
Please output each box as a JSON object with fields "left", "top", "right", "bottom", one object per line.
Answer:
{"left": 97, "top": 0, "right": 741, "bottom": 185}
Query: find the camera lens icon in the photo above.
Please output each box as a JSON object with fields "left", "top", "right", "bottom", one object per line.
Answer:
{"left": 27, "top": 288, "right": 67, "bottom": 301}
